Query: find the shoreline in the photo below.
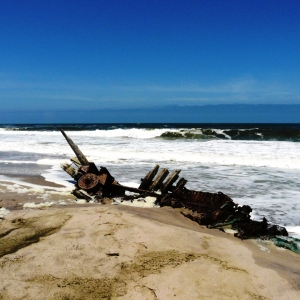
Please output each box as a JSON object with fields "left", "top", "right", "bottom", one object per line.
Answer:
{"left": 0, "top": 175, "right": 75, "bottom": 211}
{"left": 0, "top": 174, "right": 65, "bottom": 188}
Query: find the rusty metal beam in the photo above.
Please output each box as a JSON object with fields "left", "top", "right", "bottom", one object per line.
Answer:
{"left": 60, "top": 129, "right": 89, "bottom": 166}
{"left": 112, "top": 183, "right": 161, "bottom": 198}
{"left": 139, "top": 165, "right": 159, "bottom": 189}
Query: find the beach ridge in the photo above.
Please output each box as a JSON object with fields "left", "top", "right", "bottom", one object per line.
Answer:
{"left": 0, "top": 202, "right": 299, "bottom": 299}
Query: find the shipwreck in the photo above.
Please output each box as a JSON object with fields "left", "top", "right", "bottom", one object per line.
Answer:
{"left": 60, "top": 129, "right": 294, "bottom": 246}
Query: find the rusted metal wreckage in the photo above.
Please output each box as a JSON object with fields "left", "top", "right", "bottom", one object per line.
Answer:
{"left": 60, "top": 129, "right": 288, "bottom": 240}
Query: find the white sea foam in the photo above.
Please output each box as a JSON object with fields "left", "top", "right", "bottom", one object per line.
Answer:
{"left": 0, "top": 176, "right": 74, "bottom": 205}
{"left": 0, "top": 176, "right": 72, "bottom": 193}
{"left": 257, "top": 245, "right": 271, "bottom": 253}
{"left": 113, "top": 196, "right": 158, "bottom": 208}
{"left": 1, "top": 130, "right": 300, "bottom": 170}
{"left": 76, "top": 199, "right": 89, "bottom": 204}
{"left": 0, "top": 160, "right": 39, "bottom": 164}
{"left": 40, "top": 164, "right": 76, "bottom": 187}
{"left": 285, "top": 226, "right": 300, "bottom": 239}
{"left": 0, "top": 207, "right": 10, "bottom": 218}
{"left": 213, "top": 129, "right": 231, "bottom": 139}
{"left": 23, "top": 202, "right": 55, "bottom": 208}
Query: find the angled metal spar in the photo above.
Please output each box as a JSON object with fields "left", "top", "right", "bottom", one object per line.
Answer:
{"left": 60, "top": 128, "right": 89, "bottom": 166}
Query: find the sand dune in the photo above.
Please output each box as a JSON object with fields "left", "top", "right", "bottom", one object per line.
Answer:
{"left": 0, "top": 204, "right": 299, "bottom": 300}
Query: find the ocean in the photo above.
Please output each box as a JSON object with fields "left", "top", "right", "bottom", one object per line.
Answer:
{"left": 0, "top": 123, "right": 299, "bottom": 238}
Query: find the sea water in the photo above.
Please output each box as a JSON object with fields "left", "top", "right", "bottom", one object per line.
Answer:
{"left": 0, "top": 123, "right": 299, "bottom": 238}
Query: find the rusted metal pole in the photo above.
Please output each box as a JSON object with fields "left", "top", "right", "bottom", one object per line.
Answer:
{"left": 60, "top": 129, "right": 89, "bottom": 166}
{"left": 112, "top": 183, "right": 161, "bottom": 198}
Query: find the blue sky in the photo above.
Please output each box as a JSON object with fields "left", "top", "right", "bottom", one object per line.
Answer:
{"left": 1, "top": 0, "right": 300, "bottom": 122}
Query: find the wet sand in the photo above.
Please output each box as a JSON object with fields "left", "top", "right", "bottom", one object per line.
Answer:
{"left": 0, "top": 175, "right": 75, "bottom": 210}
{"left": 0, "top": 176, "right": 300, "bottom": 299}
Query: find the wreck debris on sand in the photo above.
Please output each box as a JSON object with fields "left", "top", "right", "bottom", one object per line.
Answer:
{"left": 60, "top": 129, "right": 289, "bottom": 242}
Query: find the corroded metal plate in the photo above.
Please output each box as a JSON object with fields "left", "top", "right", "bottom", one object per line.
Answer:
{"left": 78, "top": 173, "right": 99, "bottom": 190}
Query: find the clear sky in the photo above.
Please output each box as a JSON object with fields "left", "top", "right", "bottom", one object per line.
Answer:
{"left": 1, "top": 0, "right": 300, "bottom": 123}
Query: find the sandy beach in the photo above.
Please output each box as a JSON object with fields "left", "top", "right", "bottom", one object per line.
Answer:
{"left": 0, "top": 177, "right": 300, "bottom": 300}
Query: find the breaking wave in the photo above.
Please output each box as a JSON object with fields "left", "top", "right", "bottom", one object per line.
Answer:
{"left": 1, "top": 123, "right": 300, "bottom": 142}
